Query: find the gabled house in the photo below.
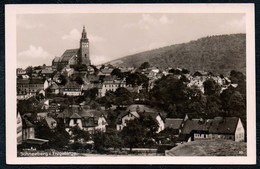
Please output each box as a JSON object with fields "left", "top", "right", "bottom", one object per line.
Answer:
{"left": 57, "top": 106, "right": 108, "bottom": 133}
{"left": 177, "top": 116, "right": 245, "bottom": 143}
{"left": 62, "top": 81, "right": 83, "bottom": 96}
{"left": 116, "top": 104, "right": 165, "bottom": 133}
{"left": 208, "top": 117, "right": 245, "bottom": 142}
{"left": 42, "top": 116, "right": 57, "bottom": 130}
{"left": 164, "top": 118, "right": 184, "bottom": 136}
{"left": 22, "top": 117, "right": 35, "bottom": 141}
{"left": 47, "top": 82, "right": 60, "bottom": 95}
{"left": 100, "top": 78, "right": 126, "bottom": 97}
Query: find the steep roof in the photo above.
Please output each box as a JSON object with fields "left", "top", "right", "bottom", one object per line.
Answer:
{"left": 22, "top": 118, "right": 34, "bottom": 128}
{"left": 63, "top": 81, "right": 82, "bottom": 89}
{"left": 181, "top": 119, "right": 213, "bottom": 134}
{"left": 209, "top": 117, "right": 239, "bottom": 134}
{"left": 165, "top": 118, "right": 183, "bottom": 129}
{"left": 44, "top": 116, "right": 57, "bottom": 129}
{"left": 70, "top": 112, "right": 82, "bottom": 119}
{"left": 60, "top": 49, "right": 79, "bottom": 62}
{"left": 53, "top": 57, "right": 61, "bottom": 62}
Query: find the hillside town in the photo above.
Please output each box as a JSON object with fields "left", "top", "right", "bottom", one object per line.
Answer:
{"left": 17, "top": 26, "right": 246, "bottom": 156}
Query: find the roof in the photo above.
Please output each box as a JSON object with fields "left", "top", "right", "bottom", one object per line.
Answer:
{"left": 63, "top": 81, "right": 82, "bottom": 89}
{"left": 29, "top": 79, "right": 46, "bottom": 84}
{"left": 17, "top": 79, "right": 30, "bottom": 84}
{"left": 70, "top": 113, "right": 82, "bottom": 119}
{"left": 209, "top": 117, "right": 239, "bottom": 134}
{"left": 41, "top": 69, "right": 54, "bottom": 74}
{"left": 22, "top": 118, "right": 34, "bottom": 128}
{"left": 53, "top": 57, "right": 61, "bottom": 62}
{"left": 126, "top": 104, "right": 156, "bottom": 113}
{"left": 181, "top": 119, "right": 213, "bottom": 134}
{"left": 60, "top": 49, "right": 79, "bottom": 62}
{"left": 57, "top": 106, "right": 104, "bottom": 119}
{"left": 44, "top": 116, "right": 57, "bottom": 129}
{"left": 49, "top": 83, "right": 59, "bottom": 89}
{"left": 24, "top": 138, "right": 49, "bottom": 145}
{"left": 165, "top": 118, "right": 183, "bottom": 129}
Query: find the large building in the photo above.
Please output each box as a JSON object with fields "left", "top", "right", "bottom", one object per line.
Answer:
{"left": 52, "top": 26, "right": 91, "bottom": 69}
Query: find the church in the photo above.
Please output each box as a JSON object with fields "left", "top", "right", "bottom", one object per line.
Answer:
{"left": 52, "top": 26, "right": 91, "bottom": 70}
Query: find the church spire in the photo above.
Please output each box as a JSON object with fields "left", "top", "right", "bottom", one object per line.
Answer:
{"left": 81, "top": 25, "right": 87, "bottom": 39}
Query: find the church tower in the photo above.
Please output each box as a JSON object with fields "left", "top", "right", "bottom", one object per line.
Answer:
{"left": 79, "top": 26, "right": 91, "bottom": 65}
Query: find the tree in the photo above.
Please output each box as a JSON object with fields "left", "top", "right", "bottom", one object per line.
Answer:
{"left": 58, "top": 74, "right": 67, "bottom": 86}
{"left": 75, "top": 76, "right": 84, "bottom": 85}
{"left": 228, "top": 91, "right": 246, "bottom": 117}
{"left": 121, "top": 118, "right": 144, "bottom": 152}
{"left": 203, "top": 78, "right": 221, "bottom": 96}
{"left": 114, "top": 87, "right": 133, "bottom": 107}
{"left": 139, "top": 62, "right": 150, "bottom": 70}
{"left": 84, "top": 87, "right": 98, "bottom": 100}
{"left": 111, "top": 68, "right": 124, "bottom": 79}
{"left": 70, "top": 125, "right": 90, "bottom": 143}
{"left": 126, "top": 72, "right": 149, "bottom": 88}
{"left": 25, "top": 66, "right": 33, "bottom": 77}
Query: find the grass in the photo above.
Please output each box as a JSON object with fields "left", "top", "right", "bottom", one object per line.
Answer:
{"left": 166, "top": 139, "right": 247, "bottom": 156}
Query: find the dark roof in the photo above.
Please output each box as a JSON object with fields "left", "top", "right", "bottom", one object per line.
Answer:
{"left": 57, "top": 106, "right": 104, "bottom": 119}
{"left": 165, "top": 118, "right": 183, "bottom": 129}
{"left": 209, "top": 117, "right": 239, "bottom": 134}
{"left": 17, "top": 79, "right": 30, "bottom": 84}
{"left": 49, "top": 83, "right": 59, "bottom": 89}
{"left": 181, "top": 119, "right": 213, "bottom": 135}
{"left": 29, "top": 79, "right": 46, "bottom": 84}
{"left": 44, "top": 116, "right": 57, "bottom": 129}
{"left": 22, "top": 118, "right": 34, "bottom": 128}
{"left": 60, "top": 49, "right": 79, "bottom": 62}
{"left": 63, "top": 81, "right": 81, "bottom": 89}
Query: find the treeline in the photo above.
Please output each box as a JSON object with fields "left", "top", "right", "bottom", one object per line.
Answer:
{"left": 116, "top": 34, "right": 246, "bottom": 76}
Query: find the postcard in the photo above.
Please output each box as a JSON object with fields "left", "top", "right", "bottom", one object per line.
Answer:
{"left": 5, "top": 4, "right": 256, "bottom": 164}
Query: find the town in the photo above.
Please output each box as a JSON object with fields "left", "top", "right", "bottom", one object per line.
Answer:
{"left": 17, "top": 26, "right": 246, "bottom": 156}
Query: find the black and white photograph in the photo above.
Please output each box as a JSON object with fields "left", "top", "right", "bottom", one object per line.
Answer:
{"left": 5, "top": 4, "right": 256, "bottom": 164}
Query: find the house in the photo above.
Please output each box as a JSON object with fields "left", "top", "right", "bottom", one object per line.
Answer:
{"left": 116, "top": 104, "right": 165, "bottom": 133}
{"left": 100, "top": 79, "right": 126, "bottom": 97}
{"left": 62, "top": 81, "right": 83, "bottom": 96}
{"left": 17, "top": 68, "right": 26, "bottom": 75}
{"left": 17, "top": 112, "right": 23, "bottom": 145}
{"left": 17, "top": 78, "right": 49, "bottom": 96}
{"left": 177, "top": 116, "right": 245, "bottom": 143}
{"left": 57, "top": 105, "right": 108, "bottom": 133}
{"left": 42, "top": 116, "right": 57, "bottom": 130}
{"left": 116, "top": 111, "right": 140, "bottom": 131}
{"left": 164, "top": 118, "right": 184, "bottom": 136}
{"left": 37, "top": 99, "right": 49, "bottom": 110}
{"left": 40, "top": 69, "right": 54, "bottom": 77}
{"left": 47, "top": 82, "right": 60, "bottom": 95}
{"left": 22, "top": 117, "right": 35, "bottom": 141}
{"left": 208, "top": 117, "right": 245, "bottom": 142}
{"left": 180, "top": 118, "right": 213, "bottom": 142}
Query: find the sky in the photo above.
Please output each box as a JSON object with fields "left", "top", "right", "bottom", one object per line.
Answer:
{"left": 16, "top": 13, "right": 246, "bottom": 68}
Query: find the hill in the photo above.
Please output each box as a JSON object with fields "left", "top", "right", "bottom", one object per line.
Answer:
{"left": 109, "top": 34, "right": 246, "bottom": 76}
{"left": 166, "top": 139, "right": 247, "bottom": 156}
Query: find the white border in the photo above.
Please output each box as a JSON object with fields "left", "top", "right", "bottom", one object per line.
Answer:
{"left": 5, "top": 4, "right": 256, "bottom": 165}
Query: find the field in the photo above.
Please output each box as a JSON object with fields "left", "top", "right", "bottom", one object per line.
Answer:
{"left": 166, "top": 139, "right": 247, "bottom": 156}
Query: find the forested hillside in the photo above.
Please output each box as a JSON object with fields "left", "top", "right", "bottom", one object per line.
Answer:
{"left": 111, "top": 34, "right": 246, "bottom": 76}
